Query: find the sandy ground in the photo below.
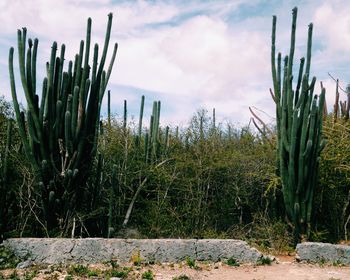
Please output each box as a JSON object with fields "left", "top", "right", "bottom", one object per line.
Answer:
{"left": 153, "top": 262, "right": 350, "bottom": 280}
{"left": 1, "top": 257, "right": 350, "bottom": 280}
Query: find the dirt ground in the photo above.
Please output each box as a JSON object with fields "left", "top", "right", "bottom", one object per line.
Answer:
{"left": 1, "top": 256, "right": 350, "bottom": 280}
{"left": 153, "top": 262, "right": 350, "bottom": 280}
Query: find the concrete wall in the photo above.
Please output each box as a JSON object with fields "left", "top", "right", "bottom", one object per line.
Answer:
{"left": 3, "top": 238, "right": 262, "bottom": 265}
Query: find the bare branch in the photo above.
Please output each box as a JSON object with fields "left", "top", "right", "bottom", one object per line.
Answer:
{"left": 249, "top": 107, "right": 273, "bottom": 135}
{"left": 328, "top": 72, "right": 349, "bottom": 94}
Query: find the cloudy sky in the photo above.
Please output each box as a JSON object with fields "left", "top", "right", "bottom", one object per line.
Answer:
{"left": 0, "top": 0, "right": 350, "bottom": 127}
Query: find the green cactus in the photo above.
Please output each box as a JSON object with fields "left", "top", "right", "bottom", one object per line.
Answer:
{"left": 0, "top": 119, "right": 13, "bottom": 240}
{"left": 8, "top": 14, "right": 118, "bottom": 232}
{"left": 3, "top": 120, "right": 12, "bottom": 185}
{"left": 135, "top": 95, "right": 145, "bottom": 151}
{"left": 148, "top": 100, "right": 161, "bottom": 162}
{"left": 123, "top": 99, "right": 127, "bottom": 131}
{"left": 107, "top": 90, "right": 111, "bottom": 127}
{"left": 108, "top": 164, "right": 118, "bottom": 238}
{"left": 271, "top": 7, "right": 325, "bottom": 241}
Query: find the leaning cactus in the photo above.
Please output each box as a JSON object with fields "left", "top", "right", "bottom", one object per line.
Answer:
{"left": 9, "top": 14, "right": 118, "bottom": 232}
{"left": 271, "top": 7, "right": 325, "bottom": 241}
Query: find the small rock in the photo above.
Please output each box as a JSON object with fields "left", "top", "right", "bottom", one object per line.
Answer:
{"left": 16, "top": 259, "right": 32, "bottom": 269}
{"left": 110, "top": 277, "right": 122, "bottom": 280}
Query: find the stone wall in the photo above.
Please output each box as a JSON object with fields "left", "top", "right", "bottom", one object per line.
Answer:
{"left": 296, "top": 242, "right": 350, "bottom": 264}
{"left": 3, "top": 238, "right": 262, "bottom": 265}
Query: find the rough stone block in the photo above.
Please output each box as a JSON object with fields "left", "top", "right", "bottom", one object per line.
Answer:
{"left": 3, "top": 238, "right": 263, "bottom": 265}
{"left": 296, "top": 242, "right": 350, "bottom": 264}
{"left": 196, "top": 239, "right": 262, "bottom": 262}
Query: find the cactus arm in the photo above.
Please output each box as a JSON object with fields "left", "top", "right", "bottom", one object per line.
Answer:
{"left": 305, "top": 23, "right": 313, "bottom": 78}
{"left": 71, "top": 85, "right": 80, "bottom": 139}
{"left": 58, "top": 44, "right": 65, "bottom": 95}
{"left": 295, "top": 58, "right": 305, "bottom": 106}
{"left": 9, "top": 47, "right": 36, "bottom": 168}
{"left": 137, "top": 95, "right": 145, "bottom": 149}
{"left": 91, "top": 44, "right": 98, "bottom": 85}
{"left": 271, "top": 15, "right": 279, "bottom": 101}
{"left": 104, "top": 43, "right": 118, "bottom": 90}
{"left": 26, "top": 40, "right": 33, "bottom": 99}
{"left": 96, "top": 13, "right": 113, "bottom": 79}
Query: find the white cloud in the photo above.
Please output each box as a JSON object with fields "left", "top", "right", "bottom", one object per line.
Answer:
{"left": 1, "top": 0, "right": 350, "bottom": 126}
{"left": 111, "top": 13, "right": 272, "bottom": 125}
{"left": 313, "top": 2, "right": 350, "bottom": 53}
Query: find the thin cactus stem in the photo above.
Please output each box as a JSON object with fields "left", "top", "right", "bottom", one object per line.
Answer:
{"left": 107, "top": 90, "right": 111, "bottom": 127}
{"left": 123, "top": 99, "right": 127, "bottom": 131}
{"left": 138, "top": 95, "right": 145, "bottom": 146}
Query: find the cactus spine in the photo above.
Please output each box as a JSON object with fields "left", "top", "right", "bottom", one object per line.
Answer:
{"left": 8, "top": 14, "right": 118, "bottom": 231}
{"left": 271, "top": 7, "right": 325, "bottom": 241}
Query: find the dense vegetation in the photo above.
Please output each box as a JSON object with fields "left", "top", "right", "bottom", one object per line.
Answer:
{"left": 1, "top": 92, "right": 350, "bottom": 247}
{"left": 1, "top": 8, "right": 350, "bottom": 251}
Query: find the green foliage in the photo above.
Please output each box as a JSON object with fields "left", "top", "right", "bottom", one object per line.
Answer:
{"left": 316, "top": 117, "right": 350, "bottom": 241}
{"left": 142, "top": 270, "right": 154, "bottom": 280}
{"left": 229, "top": 214, "right": 294, "bottom": 254}
{"left": 271, "top": 7, "right": 325, "bottom": 241}
{"left": 108, "top": 268, "right": 130, "bottom": 278}
{"left": 131, "top": 250, "right": 143, "bottom": 266}
{"left": 23, "top": 271, "right": 37, "bottom": 280}
{"left": 1, "top": 6, "right": 349, "bottom": 248}
{"left": 185, "top": 257, "right": 196, "bottom": 269}
{"left": 226, "top": 257, "right": 240, "bottom": 267}
{"left": 67, "top": 264, "right": 89, "bottom": 276}
{"left": 0, "top": 246, "right": 20, "bottom": 269}
{"left": 87, "top": 269, "right": 100, "bottom": 277}
{"left": 8, "top": 270, "right": 20, "bottom": 280}
{"left": 94, "top": 106, "right": 277, "bottom": 238}
{"left": 257, "top": 256, "right": 273, "bottom": 266}
{"left": 0, "top": 119, "right": 13, "bottom": 240}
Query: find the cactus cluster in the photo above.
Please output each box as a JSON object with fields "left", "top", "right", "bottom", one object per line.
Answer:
{"left": 271, "top": 7, "right": 326, "bottom": 240}
{"left": 8, "top": 14, "right": 118, "bottom": 231}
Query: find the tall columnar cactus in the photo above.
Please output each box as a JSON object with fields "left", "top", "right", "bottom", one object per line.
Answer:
{"left": 9, "top": 14, "right": 118, "bottom": 232}
{"left": 135, "top": 95, "right": 145, "bottom": 151}
{"left": 145, "top": 100, "right": 161, "bottom": 162}
{"left": 0, "top": 119, "right": 13, "bottom": 240}
{"left": 271, "top": 7, "right": 326, "bottom": 240}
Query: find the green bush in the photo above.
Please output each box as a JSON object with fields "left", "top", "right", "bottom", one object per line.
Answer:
{"left": 226, "top": 257, "right": 240, "bottom": 267}
{"left": 142, "top": 270, "right": 154, "bottom": 280}
{"left": 0, "top": 246, "right": 20, "bottom": 269}
{"left": 317, "top": 117, "right": 350, "bottom": 242}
